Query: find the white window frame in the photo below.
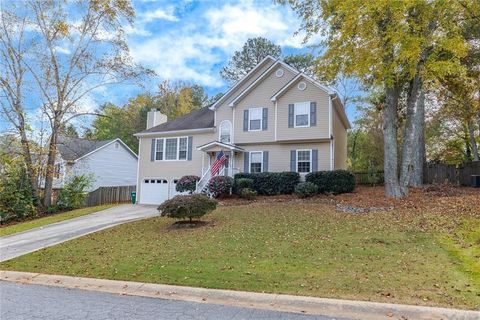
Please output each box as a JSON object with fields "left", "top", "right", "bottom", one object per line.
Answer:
{"left": 219, "top": 120, "right": 232, "bottom": 143}
{"left": 248, "top": 107, "right": 263, "bottom": 132}
{"left": 249, "top": 151, "right": 263, "bottom": 173}
{"left": 155, "top": 136, "right": 188, "bottom": 161}
{"left": 296, "top": 149, "right": 312, "bottom": 173}
{"left": 294, "top": 101, "right": 310, "bottom": 128}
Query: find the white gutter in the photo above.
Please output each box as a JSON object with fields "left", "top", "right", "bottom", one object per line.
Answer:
{"left": 134, "top": 127, "right": 215, "bottom": 138}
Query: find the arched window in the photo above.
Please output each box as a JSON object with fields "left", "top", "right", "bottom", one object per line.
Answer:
{"left": 219, "top": 120, "right": 232, "bottom": 143}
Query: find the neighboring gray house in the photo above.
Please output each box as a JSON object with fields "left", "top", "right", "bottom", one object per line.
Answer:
{"left": 134, "top": 56, "right": 350, "bottom": 205}
{"left": 53, "top": 135, "right": 138, "bottom": 191}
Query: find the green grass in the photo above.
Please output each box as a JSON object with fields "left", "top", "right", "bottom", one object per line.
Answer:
{"left": 0, "top": 205, "right": 117, "bottom": 237}
{"left": 1, "top": 199, "right": 479, "bottom": 309}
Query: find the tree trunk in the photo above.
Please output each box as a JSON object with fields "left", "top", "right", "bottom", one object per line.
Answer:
{"left": 383, "top": 85, "right": 403, "bottom": 198}
{"left": 409, "top": 89, "right": 425, "bottom": 187}
{"left": 399, "top": 75, "right": 423, "bottom": 194}
{"left": 468, "top": 120, "right": 479, "bottom": 161}
{"left": 43, "top": 124, "right": 58, "bottom": 208}
{"left": 18, "top": 125, "right": 40, "bottom": 206}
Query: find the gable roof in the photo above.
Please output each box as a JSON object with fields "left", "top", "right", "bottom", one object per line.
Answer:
{"left": 270, "top": 72, "right": 334, "bottom": 102}
{"left": 228, "top": 59, "right": 299, "bottom": 107}
{"left": 134, "top": 106, "right": 214, "bottom": 136}
{"left": 210, "top": 55, "right": 276, "bottom": 110}
{"left": 56, "top": 135, "right": 116, "bottom": 161}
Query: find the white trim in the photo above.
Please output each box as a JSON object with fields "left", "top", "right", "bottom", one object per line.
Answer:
{"left": 197, "top": 141, "right": 244, "bottom": 152}
{"left": 293, "top": 101, "right": 311, "bottom": 128}
{"left": 297, "top": 81, "right": 307, "bottom": 91}
{"left": 218, "top": 120, "right": 232, "bottom": 143}
{"left": 332, "top": 95, "right": 352, "bottom": 129}
{"left": 331, "top": 136, "right": 335, "bottom": 170}
{"left": 73, "top": 138, "right": 137, "bottom": 163}
{"left": 248, "top": 151, "right": 263, "bottom": 173}
{"left": 210, "top": 55, "right": 276, "bottom": 110}
{"left": 134, "top": 127, "right": 214, "bottom": 137}
{"left": 232, "top": 107, "right": 235, "bottom": 143}
{"left": 274, "top": 101, "right": 278, "bottom": 141}
{"left": 270, "top": 73, "right": 334, "bottom": 102}
{"left": 135, "top": 137, "right": 141, "bottom": 204}
{"left": 329, "top": 96, "right": 332, "bottom": 138}
{"left": 247, "top": 107, "right": 263, "bottom": 131}
{"left": 296, "top": 149, "right": 312, "bottom": 173}
{"left": 229, "top": 60, "right": 299, "bottom": 107}
{"left": 154, "top": 136, "right": 188, "bottom": 162}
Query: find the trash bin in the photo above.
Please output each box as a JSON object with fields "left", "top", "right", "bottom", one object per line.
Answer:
{"left": 131, "top": 192, "right": 136, "bottom": 204}
{"left": 471, "top": 175, "right": 480, "bottom": 188}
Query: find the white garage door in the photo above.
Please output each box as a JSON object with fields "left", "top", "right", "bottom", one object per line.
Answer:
{"left": 140, "top": 178, "right": 169, "bottom": 204}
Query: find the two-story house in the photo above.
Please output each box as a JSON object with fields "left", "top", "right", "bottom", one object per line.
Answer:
{"left": 134, "top": 56, "right": 350, "bottom": 204}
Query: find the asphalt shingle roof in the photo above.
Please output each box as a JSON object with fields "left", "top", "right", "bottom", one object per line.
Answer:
{"left": 56, "top": 135, "right": 114, "bottom": 161}
{"left": 136, "top": 107, "right": 214, "bottom": 134}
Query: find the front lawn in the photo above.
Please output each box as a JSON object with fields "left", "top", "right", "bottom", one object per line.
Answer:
{"left": 0, "top": 205, "right": 117, "bottom": 237}
{"left": 1, "top": 187, "right": 479, "bottom": 309}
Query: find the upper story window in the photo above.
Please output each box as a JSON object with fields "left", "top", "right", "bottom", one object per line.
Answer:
{"left": 249, "top": 107, "right": 263, "bottom": 131}
{"left": 54, "top": 163, "right": 61, "bottom": 179}
{"left": 297, "top": 149, "right": 312, "bottom": 173}
{"left": 294, "top": 102, "right": 310, "bottom": 127}
{"left": 155, "top": 137, "right": 188, "bottom": 161}
{"left": 249, "top": 151, "right": 263, "bottom": 173}
{"left": 219, "top": 120, "right": 232, "bottom": 143}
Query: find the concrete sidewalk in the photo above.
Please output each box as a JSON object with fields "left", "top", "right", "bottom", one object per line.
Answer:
{"left": 0, "top": 204, "right": 157, "bottom": 262}
{"left": 1, "top": 271, "right": 478, "bottom": 320}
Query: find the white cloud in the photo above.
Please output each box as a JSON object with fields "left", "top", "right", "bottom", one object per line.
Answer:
{"left": 140, "top": 7, "right": 178, "bottom": 22}
{"left": 128, "top": 1, "right": 305, "bottom": 88}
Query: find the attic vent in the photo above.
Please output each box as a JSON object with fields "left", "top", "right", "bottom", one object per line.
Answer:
{"left": 115, "top": 142, "right": 119, "bottom": 149}
{"left": 275, "top": 69, "right": 284, "bottom": 78}
{"left": 298, "top": 81, "right": 307, "bottom": 91}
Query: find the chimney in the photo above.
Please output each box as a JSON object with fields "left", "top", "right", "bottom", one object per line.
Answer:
{"left": 146, "top": 109, "right": 167, "bottom": 129}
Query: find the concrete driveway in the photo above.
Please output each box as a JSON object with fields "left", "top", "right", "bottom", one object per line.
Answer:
{"left": 0, "top": 204, "right": 157, "bottom": 262}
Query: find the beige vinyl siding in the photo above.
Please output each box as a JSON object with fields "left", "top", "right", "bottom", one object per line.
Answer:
{"left": 233, "top": 67, "right": 296, "bottom": 144}
{"left": 237, "top": 142, "right": 330, "bottom": 173}
{"left": 333, "top": 106, "right": 348, "bottom": 169}
{"left": 137, "top": 131, "right": 215, "bottom": 196}
{"left": 277, "top": 78, "right": 330, "bottom": 141}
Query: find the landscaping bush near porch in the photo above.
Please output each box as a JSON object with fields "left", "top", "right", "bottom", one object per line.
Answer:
{"left": 306, "top": 170, "right": 356, "bottom": 194}
{"left": 158, "top": 194, "right": 217, "bottom": 222}
{"left": 234, "top": 172, "right": 300, "bottom": 195}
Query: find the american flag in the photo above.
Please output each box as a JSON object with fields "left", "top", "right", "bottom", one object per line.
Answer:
{"left": 211, "top": 151, "right": 227, "bottom": 176}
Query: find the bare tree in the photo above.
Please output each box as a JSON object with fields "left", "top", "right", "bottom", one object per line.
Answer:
{"left": 0, "top": 6, "right": 40, "bottom": 204}
{"left": 23, "top": 0, "right": 150, "bottom": 207}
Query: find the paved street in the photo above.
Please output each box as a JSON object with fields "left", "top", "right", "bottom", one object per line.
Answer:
{"left": 0, "top": 282, "right": 346, "bottom": 320}
{"left": 0, "top": 204, "right": 157, "bottom": 262}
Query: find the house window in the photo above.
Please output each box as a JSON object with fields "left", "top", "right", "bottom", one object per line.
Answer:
{"left": 155, "top": 137, "right": 188, "bottom": 161}
{"left": 294, "top": 102, "right": 310, "bottom": 127}
{"left": 178, "top": 137, "right": 188, "bottom": 160}
{"left": 219, "top": 120, "right": 232, "bottom": 143}
{"left": 297, "top": 150, "right": 312, "bottom": 173}
{"left": 54, "top": 164, "right": 61, "bottom": 178}
{"left": 249, "top": 151, "right": 263, "bottom": 173}
{"left": 248, "top": 108, "right": 262, "bottom": 131}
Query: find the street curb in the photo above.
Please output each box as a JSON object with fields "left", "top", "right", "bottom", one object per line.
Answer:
{"left": 1, "top": 271, "right": 478, "bottom": 320}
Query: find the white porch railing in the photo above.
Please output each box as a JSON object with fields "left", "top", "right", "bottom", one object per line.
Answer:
{"left": 196, "top": 167, "right": 212, "bottom": 194}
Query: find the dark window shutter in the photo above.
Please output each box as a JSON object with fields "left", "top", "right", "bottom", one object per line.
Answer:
{"left": 243, "top": 110, "right": 249, "bottom": 131}
{"left": 290, "top": 150, "right": 296, "bottom": 172}
{"left": 244, "top": 152, "right": 249, "bottom": 173}
{"left": 187, "top": 136, "right": 193, "bottom": 160}
{"left": 263, "top": 151, "right": 269, "bottom": 172}
{"left": 151, "top": 139, "right": 156, "bottom": 161}
{"left": 288, "top": 104, "right": 294, "bottom": 128}
{"left": 312, "top": 149, "right": 318, "bottom": 172}
{"left": 262, "top": 108, "right": 268, "bottom": 130}
{"left": 310, "top": 102, "right": 317, "bottom": 126}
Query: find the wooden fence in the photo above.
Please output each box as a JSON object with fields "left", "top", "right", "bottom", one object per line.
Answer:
{"left": 84, "top": 185, "right": 136, "bottom": 207}
{"left": 424, "top": 161, "right": 479, "bottom": 186}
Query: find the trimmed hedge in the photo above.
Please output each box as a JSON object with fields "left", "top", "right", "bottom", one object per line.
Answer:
{"left": 208, "top": 176, "right": 234, "bottom": 198}
{"left": 158, "top": 194, "right": 217, "bottom": 221}
{"left": 240, "top": 188, "right": 257, "bottom": 200}
{"left": 305, "top": 170, "right": 355, "bottom": 194}
{"left": 176, "top": 175, "right": 200, "bottom": 194}
{"left": 234, "top": 172, "right": 300, "bottom": 195}
{"left": 234, "top": 178, "right": 254, "bottom": 194}
{"left": 295, "top": 182, "right": 318, "bottom": 198}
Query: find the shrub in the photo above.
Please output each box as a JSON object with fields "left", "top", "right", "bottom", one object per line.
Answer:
{"left": 46, "top": 205, "right": 60, "bottom": 214}
{"left": 208, "top": 176, "right": 234, "bottom": 197}
{"left": 176, "top": 175, "right": 200, "bottom": 194}
{"left": 233, "top": 172, "right": 300, "bottom": 195}
{"left": 240, "top": 188, "right": 257, "bottom": 200}
{"left": 57, "top": 175, "right": 93, "bottom": 210}
{"left": 0, "top": 160, "right": 36, "bottom": 224}
{"left": 306, "top": 170, "right": 356, "bottom": 194}
{"left": 234, "top": 178, "right": 254, "bottom": 194}
{"left": 295, "top": 182, "right": 318, "bottom": 198}
{"left": 158, "top": 194, "right": 217, "bottom": 222}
